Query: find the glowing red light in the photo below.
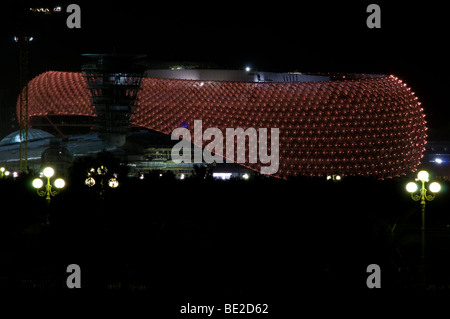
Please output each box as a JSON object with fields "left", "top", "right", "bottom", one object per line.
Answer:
{"left": 19, "top": 71, "right": 427, "bottom": 179}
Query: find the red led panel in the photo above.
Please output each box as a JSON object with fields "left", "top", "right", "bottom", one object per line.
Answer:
{"left": 18, "top": 71, "right": 93, "bottom": 119}
{"left": 19, "top": 71, "right": 427, "bottom": 179}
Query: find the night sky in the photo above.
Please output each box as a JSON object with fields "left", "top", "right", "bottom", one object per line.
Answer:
{"left": 1, "top": 1, "right": 449, "bottom": 132}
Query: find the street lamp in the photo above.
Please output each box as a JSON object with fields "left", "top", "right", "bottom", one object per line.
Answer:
{"left": 85, "top": 165, "right": 119, "bottom": 198}
{"left": 0, "top": 167, "right": 10, "bottom": 179}
{"left": 33, "top": 167, "right": 65, "bottom": 224}
{"left": 406, "top": 170, "right": 440, "bottom": 231}
{"left": 406, "top": 170, "right": 440, "bottom": 273}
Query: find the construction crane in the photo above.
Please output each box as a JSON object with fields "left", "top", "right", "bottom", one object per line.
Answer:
{"left": 14, "top": 34, "right": 32, "bottom": 173}
{"left": 14, "top": 4, "right": 63, "bottom": 173}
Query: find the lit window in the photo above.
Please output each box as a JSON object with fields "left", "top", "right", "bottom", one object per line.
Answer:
{"left": 213, "top": 173, "right": 232, "bottom": 180}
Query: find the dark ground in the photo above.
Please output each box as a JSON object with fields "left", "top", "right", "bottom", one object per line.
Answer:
{"left": 1, "top": 159, "right": 450, "bottom": 313}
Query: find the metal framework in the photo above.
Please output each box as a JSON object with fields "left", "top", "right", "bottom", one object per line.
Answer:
{"left": 16, "top": 35, "right": 32, "bottom": 172}
{"left": 81, "top": 54, "right": 145, "bottom": 144}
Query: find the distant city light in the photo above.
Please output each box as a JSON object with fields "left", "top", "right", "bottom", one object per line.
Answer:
{"left": 213, "top": 173, "right": 232, "bottom": 180}
{"left": 108, "top": 178, "right": 119, "bottom": 188}
{"left": 30, "top": 6, "right": 62, "bottom": 14}
{"left": 245, "top": 66, "right": 251, "bottom": 72}
{"left": 13, "top": 36, "right": 34, "bottom": 43}
{"left": 85, "top": 177, "right": 95, "bottom": 187}
{"left": 435, "top": 158, "right": 443, "bottom": 164}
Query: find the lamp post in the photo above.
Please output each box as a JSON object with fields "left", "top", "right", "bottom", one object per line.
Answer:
{"left": 406, "top": 170, "right": 440, "bottom": 277}
{"left": 33, "top": 167, "right": 65, "bottom": 224}
{"left": 85, "top": 165, "right": 119, "bottom": 199}
{"left": 406, "top": 170, "right": 441, "bottom": 231}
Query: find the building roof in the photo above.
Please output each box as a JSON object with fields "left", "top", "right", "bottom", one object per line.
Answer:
{"left": 145, "top": 69, "right": 331, "bottom": 83}
{"left": 0, "top": 129, "right": 54, "bottom": 146}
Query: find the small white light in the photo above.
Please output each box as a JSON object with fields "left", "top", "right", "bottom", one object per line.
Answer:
{"left": 435, "top": 158, "right": 443, "bottom": 164}
{"left": 406, "top": 182, "right": 418, "bottom": 193}
{"left": 85, "top": 177, "right": 95, "bottom": 187}
{"left": 213, "top": 173, "right": 232, "bottom": 180}
{"left": 97, "top": 166, "right": 107, "bottom": 175}
{"left": 417, "top": 170, "right": 429, "bottom": 182}
{"left": 54, "top": 178, "right": 65, "bottom": 189}
{"left": 245, "top": 66, "right": 251, "bottom": 72}
{"left": 43, "top": 167, "right": 54, "bottom": 178}
{"left": 108, "top": 178, "right": 119, "bottom": 188}
{"left": 429, "top": 182, "right": 441, "bottom": 193}
{"left": 33, "top": 178, "right": 44, "bottom": 189}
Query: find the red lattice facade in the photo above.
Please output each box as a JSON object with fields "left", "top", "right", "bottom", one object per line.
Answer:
{"left": 19, "top": 71, "right": 427, "bottom": 179}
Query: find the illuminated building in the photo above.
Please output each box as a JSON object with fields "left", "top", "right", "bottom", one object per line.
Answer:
{"left": 17, "top": 70, "right": 427, "bottom": 179}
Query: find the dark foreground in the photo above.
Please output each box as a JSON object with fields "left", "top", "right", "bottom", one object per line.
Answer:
{"left": 1, "top": 168, "right": 450, "bottom": 313}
